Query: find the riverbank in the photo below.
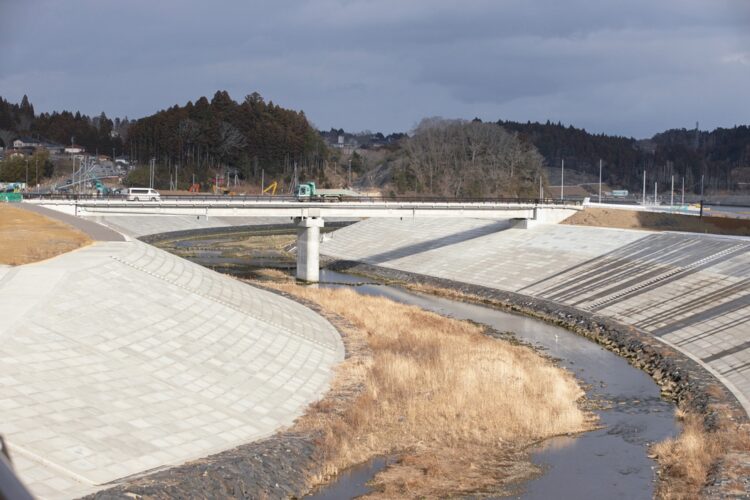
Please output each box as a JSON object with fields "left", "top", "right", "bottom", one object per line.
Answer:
{"left": 145, "top": 224, "right": 750, "bottom": 496}
{"left": 262, "top": 279, "right": 595, "bottom": 498}
{"left": 325, "top": 259, "right": 750, "bottom": 497}
{"left": 86, "top": 273, "right": 594, "bottom": 499}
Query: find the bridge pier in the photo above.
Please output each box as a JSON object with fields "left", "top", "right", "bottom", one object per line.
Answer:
{"left": 295, "top": 216, "right": 324, "bottom": 282}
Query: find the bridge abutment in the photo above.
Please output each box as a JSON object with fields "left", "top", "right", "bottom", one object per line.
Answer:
{"left": 295, "top": 216, "right": 324, "bottom": 282}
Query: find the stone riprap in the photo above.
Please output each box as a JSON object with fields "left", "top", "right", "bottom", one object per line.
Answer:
{"left": 321, "top": 218, "right": 750, "bottom": 413}
{"left": 0, "top": 239, "right": 344, "bottom": 499}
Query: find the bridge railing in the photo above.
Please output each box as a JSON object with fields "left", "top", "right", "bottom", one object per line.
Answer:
{"left": 22, "top": 192, "right": 583, "bottom": 205}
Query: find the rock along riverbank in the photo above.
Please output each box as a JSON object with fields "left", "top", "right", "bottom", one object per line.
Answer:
{"left": 325, "top": 259, "right": 750, "bottom": 498}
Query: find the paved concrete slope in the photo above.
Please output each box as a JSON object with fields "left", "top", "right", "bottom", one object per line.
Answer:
{"left": 321, "top": 218, "right": 750, "bottom": 412}
{"left": 19, "top": 204, "right": 125, "bottom": 241}
{"left": 0, "top": 239, "right": 344, "bottom": 499}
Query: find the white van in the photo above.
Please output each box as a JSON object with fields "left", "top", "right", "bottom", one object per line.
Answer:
{"left": 126, "top": 187, "right": 161, "bottom": 201}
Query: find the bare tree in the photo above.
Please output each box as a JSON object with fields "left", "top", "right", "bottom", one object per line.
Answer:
{"left": 216, "top": 121, "right": 247, "bottom": 161}
{"left": 400, "top": 119, "right": 546, "bottom": 197}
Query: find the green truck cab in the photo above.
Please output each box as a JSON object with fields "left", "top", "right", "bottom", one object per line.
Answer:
{"left": 295, "top": 182, "right": 360, "bottom": 202}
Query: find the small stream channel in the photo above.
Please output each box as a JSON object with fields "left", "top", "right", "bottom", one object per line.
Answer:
{"left": 306, "top": 270, "right": 677, "bottom": 499}
{"left": 158, "top": 232, "right": 679, "bottom": 499}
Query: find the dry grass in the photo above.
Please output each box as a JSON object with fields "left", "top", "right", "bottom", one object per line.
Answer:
{"left": 266, "top": 283, "right": 593, "bottom": 497}
{"left": 652, "top": 410, "right": 722, "bottom": 499}
{"left": 563, "top": 207, "right": 750, "bottom": 236}
{"left": 217, "top": 233, "right": 295, "bottom": 252}
{"left": 0, "top": 205, "right": 91, "bottom": 265}
{"left": 652, "top": 407, "right": 750, "bottom": 499}
{"left": 327, "top": 275, "right": 750, "bottom": 496}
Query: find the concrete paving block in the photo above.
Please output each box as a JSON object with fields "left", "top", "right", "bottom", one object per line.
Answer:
{"left": 0, "top": 238, "right": 344, "bottom": 498}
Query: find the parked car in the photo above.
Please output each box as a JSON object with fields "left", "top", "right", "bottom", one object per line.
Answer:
{"left": 126, "top": 187, "right": 161, "bottom": 201}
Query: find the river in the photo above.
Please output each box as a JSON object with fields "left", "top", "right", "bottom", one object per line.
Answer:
{"left": 157, "top": 232, "right": 679, "bottom": 499}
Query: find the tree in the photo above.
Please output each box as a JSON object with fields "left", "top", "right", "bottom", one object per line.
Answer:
{"left": 399, "top": 118, "right": 545, "bottom": 197}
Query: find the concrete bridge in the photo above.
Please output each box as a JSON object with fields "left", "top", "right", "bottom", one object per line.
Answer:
{"left": 24, "top": 198, "right": 581, "bottom": 281}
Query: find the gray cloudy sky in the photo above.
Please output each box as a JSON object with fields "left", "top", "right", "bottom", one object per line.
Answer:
{"left": 1, "top": 0, "right": 749, "bottom": 137}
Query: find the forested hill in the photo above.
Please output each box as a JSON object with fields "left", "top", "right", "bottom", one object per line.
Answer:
{"left": 0, "top": 95, "right": 123, "bottom": 154}
{"left": 1, "top": 91, "right": 326, "bottom": 185}
{"left": 497, "top": 120, "right": 750, "bottom": 193}
{"left": 125, "top": 91, "right": 326, "bottom": 179}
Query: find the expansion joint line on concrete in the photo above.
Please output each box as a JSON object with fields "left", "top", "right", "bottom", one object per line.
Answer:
{"left": 587, "top": 243, "right": 747, "bottom": 309}
{"left": 109, "top": 255, "right": 337, "bottom": 351}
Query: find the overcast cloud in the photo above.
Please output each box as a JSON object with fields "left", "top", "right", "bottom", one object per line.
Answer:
{"left": 1, "top": 0, "right": 748, "bottom": 137}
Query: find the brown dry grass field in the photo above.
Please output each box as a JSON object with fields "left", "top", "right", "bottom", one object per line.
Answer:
{"left": 564, "top": 207, "right": 750, "bottom": 236}
{"left": 390, "top": 280, "right": 750, "bottom": 498}
{"left": 260, "top": 276, "right": 594, "bottom": 497}
{"left": 0, "top": 204, "right": 91, "bottom": 265}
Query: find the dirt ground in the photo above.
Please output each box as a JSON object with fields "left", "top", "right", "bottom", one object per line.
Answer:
{"left": 0, "top": 204, "right": 91, "bottom": 265}
{"left": 563, "top": 207, "right": 750, "bottom": 236}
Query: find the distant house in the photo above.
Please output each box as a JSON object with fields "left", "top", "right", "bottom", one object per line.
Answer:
{"left": 13, "top": 137, "right": 41, "bottom": 149}
{"left": 65, "top": 145, "right": 85, "bottom": 154}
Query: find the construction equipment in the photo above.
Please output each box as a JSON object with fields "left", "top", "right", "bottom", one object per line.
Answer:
{"left": 262, "top": 181, "right": 278, "bottom": 195}
{"left": 213, "top": 184, "right": 231, "bottom": 195}
{"left": 295, "top": 181, "right": 360, "bottom": 202}
{"left": 92, "top": 178, "right": 111, "bottom": 196}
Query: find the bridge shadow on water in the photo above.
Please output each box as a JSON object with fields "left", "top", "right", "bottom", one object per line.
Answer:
{"left": 357, "top": 219, "right": 513, "bottom": 265}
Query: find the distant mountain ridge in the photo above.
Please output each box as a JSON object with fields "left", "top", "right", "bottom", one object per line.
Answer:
{"left": 2, "top": 93, "right": 749, "bottom": 194}
{"left": 497, "top": 119, "right": 750, "bottom": 193}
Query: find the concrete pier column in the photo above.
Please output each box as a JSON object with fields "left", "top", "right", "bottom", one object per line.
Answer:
{"left": 295, "top": 217, "right": 324, "bottom": 282}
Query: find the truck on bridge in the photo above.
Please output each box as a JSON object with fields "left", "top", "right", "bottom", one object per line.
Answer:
{"left": 295, "top": 182, "right": 360, "bottom": 202}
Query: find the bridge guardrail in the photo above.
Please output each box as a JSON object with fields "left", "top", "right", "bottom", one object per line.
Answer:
{"left": 22, "top": 193, "right": 583, "bottom": 206}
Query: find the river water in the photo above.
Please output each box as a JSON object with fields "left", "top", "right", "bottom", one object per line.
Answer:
{"left": 306, "top": 269, "right": 677, "bottom": 499}
{"left": 158, "top": 233, "right": 678, "bottom": 499}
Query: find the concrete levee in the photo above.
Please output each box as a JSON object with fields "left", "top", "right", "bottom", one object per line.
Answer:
{"left": 0, "top": 239, "right": 344, "bottom": 499}
{"left": 320, "top": 218, "right": 750, "bottom": 414}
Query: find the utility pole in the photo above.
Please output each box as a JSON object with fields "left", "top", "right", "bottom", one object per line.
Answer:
{"left": 560, "top": 159, "right": 564, "bottom": 201}
{"left": 700, "top": 174, "right": 705, "bottom": 218}
{"left": 539, "top": 176, "right": 543, "bottom": 200}
{"left": 670, "top": 175, "right": 674, "bottom": 207}
{"left": 681, "top": 177, "right": 685, "bottom": 205}
{"left": 35, "top": 156, "right": 38, "bottom": 189}
{"left": 654, "top": 181, "right": 657, "bottom": 206}
{"left": 598, "top": 159, "right": 602, "bottom": 203}
{"left": 642, "top": 170, "right": 646, "bottom": 205}
{"left": 261, "top": 169, "right": 265, "bottom": 193}
{"left": 348, "top": 158, "right": 352, "bottom": 187}
{"left": 149, "top": 158, "right": 155, "bottom": 189}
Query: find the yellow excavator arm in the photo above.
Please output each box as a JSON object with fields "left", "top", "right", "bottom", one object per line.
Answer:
{"left": 262, "top": 181, "right": 278, "bottom": 195}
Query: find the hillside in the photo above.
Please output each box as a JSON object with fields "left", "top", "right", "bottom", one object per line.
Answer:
{"left": 125, "top": 91, "right": 327, "bottom": 188}
{"left": 498, "top": 120, "right": 750, "bottom": 195}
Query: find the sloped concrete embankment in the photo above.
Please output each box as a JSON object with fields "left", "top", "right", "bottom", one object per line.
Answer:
{"left": 320, "top": 218, "right": 750, "bottom": 495}
{"left": 0, "top": 237, "right": 344, "bottom": 499}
